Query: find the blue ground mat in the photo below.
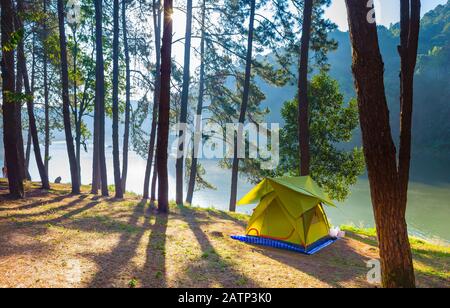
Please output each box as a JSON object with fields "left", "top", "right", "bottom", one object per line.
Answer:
{"left": 231, "top": 235, "right": 338, "bottom": 255}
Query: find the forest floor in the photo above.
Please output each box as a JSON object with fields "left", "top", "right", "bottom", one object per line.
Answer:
{"left": 0, "top": 180, "right": 448, "bottom": 288}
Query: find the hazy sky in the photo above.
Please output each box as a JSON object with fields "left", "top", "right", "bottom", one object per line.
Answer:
{"left": 169, "top": 0, "right": 447, "bottom": 70}
{"left": 325, "top": 0, "right": 448, "bottom": 31}
{"left": 171, "top": 0, "right": 448, "bottom": 35}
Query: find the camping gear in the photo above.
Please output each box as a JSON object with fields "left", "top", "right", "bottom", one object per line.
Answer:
{"left": 231, "top": 235, "right": 337, "bottom": 255}
{"left": 329, "top": 226, "right": 345, "bottom": 239}
{"left": 232, "top": 176, "right": 338, "bottom": 255}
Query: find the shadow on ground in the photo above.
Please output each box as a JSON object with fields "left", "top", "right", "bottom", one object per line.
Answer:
{"left": 0, "top": 180, "right": 447, "bottom": 288}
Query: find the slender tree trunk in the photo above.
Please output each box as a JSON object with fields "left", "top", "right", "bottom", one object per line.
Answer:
{"left": 175, "top": 0, "right": 193, "bottom": 205}
{"left": 229, "top": 0, "right": 256, "bottom": 212}
{"left": 98, "top": 36, "right": 108, "bottom": 194}
{"left": 17, "top": 121, "right": 26, "bottom": 183}
{"left": 156, "top": 0, "right": 174, "bottom": 213}
{"left": 398, "top": 0, "right": 421, "bottom": 206}
{"left": 298, "top": 0, "right": 313, "bottom": 176}
{"left": 93, "top": 0, "right": 108, "bottom": 196}
{"left": 92, "top": 151, "right": 101, "bottom": 193}
{"left": 23, "top": 29, "right": 34, "bottom": 182}
{"left": 57, "top": 0, "right": 80, "bottom": 194}
{"left": 25, "top": 130, "right": 32, "bottom": 181}
{"left": 76, "top": 74, "right": 91, "bottom": 186}
{"left": 121, "top": 0, "right": 131, "bottom": 192}
{"left": 77, "top": 42, "right": 94, "bottom": 184}
{"left": 186, "top": 0, "right": 206, "bottom": 205}
{"left": 92, "top": 62, "right": 100, "bottom": 195}
{"left": 345, "top": 0, "right": 419, "bottom": 288}
{"left": 16, "top": 0, "right": 50, "bottom": 189}
{"left": 20, "top": 52, "right": 50, "bottom": 190}
{"left": 88, "top": 15, "right": 99, "bottom": 194}
{"left": 43, "top": 0, "right": 50, "bottom": 175}
{"left": 75, "top": 116, "right": 82, "bottom": 181}
{"left": 14, "top": 26, "right": 26, "bottom": 183}
{"left": 72, "top": 27, "right": 82, "bottom": 181}
{"left": 1, "top": 0, "right": 24, "bottom": 198}
{"left": 25, "top": 28, "right": 37, "bottom": 182}
{"left": 143, "top": 0, "right": 162, "bottom": 200}
{"left": 112, "top": 0, "right": 123, "bottom": 199}
{"left": 150, "top": 157, "right": 158, "bottom": 203}
{"left": 92, "top": 87, "right": 100, "bottom": 194}
{"left": 16, "top": 86, "right": 27, "bottom": 185}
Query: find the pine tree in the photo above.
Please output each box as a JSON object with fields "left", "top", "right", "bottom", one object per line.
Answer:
{"left": 156, "top": 0, "right": 174, "bottom": 213}
{"left": 56, "top": 0, "right": 80, "bottom": 194}
{"left": 345, "top": 0, "right": 420, "bottom": 288}
{"left": 112, "top": 0, "right": 123, "bottom": 198}
{"left": 1, "top": 0, "right": 25, "bottom": 198}
{"left": 175, "top": 0, "right": 194, "bottom": 205}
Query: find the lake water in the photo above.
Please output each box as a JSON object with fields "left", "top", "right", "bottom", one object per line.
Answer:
{"left": 5, "top": 141, "right": 450, "bottom": 244}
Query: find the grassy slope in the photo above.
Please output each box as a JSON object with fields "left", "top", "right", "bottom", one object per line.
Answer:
{"left": 0, "top": 180, "right": 448, "bottom": 288}
{"left": 341, "top": 225, "right": 449, "bottom": 281}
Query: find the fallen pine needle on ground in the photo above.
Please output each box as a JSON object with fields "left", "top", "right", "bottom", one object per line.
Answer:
{"left": 0, "top": 180, "right": 448, "bottom": 288}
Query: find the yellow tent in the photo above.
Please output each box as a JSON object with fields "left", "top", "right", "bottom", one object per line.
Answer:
{"left": 237, "top": 176, "right": 335, "bottom": 249}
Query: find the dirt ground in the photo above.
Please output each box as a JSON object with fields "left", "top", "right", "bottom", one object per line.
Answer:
{"left": 0, "top": 180, "right": 448, "bottom": 288}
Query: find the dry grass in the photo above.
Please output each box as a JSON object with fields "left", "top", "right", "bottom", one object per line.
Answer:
{"left": 0, "top": 180, "right": 448, "bottom": 288}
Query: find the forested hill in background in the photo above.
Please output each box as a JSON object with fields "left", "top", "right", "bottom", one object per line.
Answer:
{"left": 1, "top": 2, "right": 448, "bottom": 164}
{"left": 261, "top": 1, "right": 450, "bottom": 155}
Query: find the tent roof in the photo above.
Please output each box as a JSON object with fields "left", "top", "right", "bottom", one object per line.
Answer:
{"left": 238, "top": 176, "right": 335, "bottom": 207}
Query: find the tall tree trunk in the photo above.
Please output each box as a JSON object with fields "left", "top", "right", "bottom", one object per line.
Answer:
{"left": 92, "top": 150, "right": 101, "bottom": 194}
{"left": 98, "top": 9, "right": 108, "bottom": 197}
{"left": 298, "top": 0, "right": 313, "bottom": 176}
{"left": 112, "top": 0, "right": 123, "bottom": 199}
{"left": 175, "top": 0, "right": 193, "bottom": 205}
{"left": 23, "top": 31, "right": 34, "bottom": 182}
{"left": 92, "top": 88, "right": 100, "bottom": 195}
{"left": 91, "top": 1, "right": 99, "bottom": 195}
{"left": 92, "top": 50, "right": 100, "bottom": 195}
{"left": 345, "top": 0, "right": 419, "bottom": 288}
{"left": 186, "top": 0, "right": 206, "bottom": 205}
{"left": 16, "top": 0, "right": 50, "bottom": 189}
{"left": 150, "top": 157, "right": 158, "bottom": 203}
{"left": 77, "top": 42, "right": 94, "bottom": 187}
{"left": 143, "top": 0, "right": 162, "bottom": 200}
{"left": 398, "top": 0, "right": 420, "bottom": 206}
{"left": 72, "top": 26, "right": 82, "bottom": 181}
{"left": 93, "top": 0, "right": 108, "bottom": 196}
{"left": 19, "top": 49, "right": 50, "bottom": 190}
{"left": 57, "top": 0, "right": 80, "bottom": 194}
{"left": 75, "top": 114, "right": 82, "bottom": 181}
{"left": 25, "top": 130, "right": 32, "bottom": 181}
{"left": 14, "top": 25, "right": 26, "bottom": 183}
{"left": 1, "top": 0, "right": 24, "bottom": 198}
{"left": 121, "top": 0, "right": 131, "bottom": 192}
{"left": 156, "top": 0, "right": 174, "bottom": 213}
{"left": 229, "top": 0, "right": 256, "bottom": 212}
{"left": 15, "top": 83, "right": 26, "bottom": 184}
{"left": 43, "top": 0, "right": 50, "bottom": 175}
{"left": 25, "top": 28, "right": 37, "bottom": 182}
